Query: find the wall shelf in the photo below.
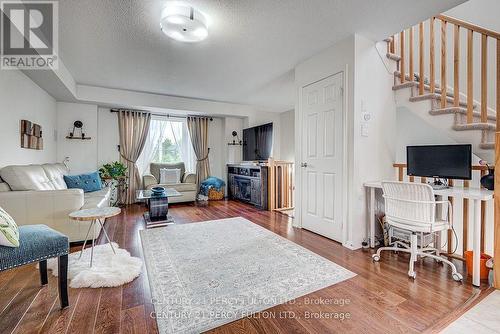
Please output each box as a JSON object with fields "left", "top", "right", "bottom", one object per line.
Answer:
{"left": 66, "top": 136, "right": 91, "bottom": 140}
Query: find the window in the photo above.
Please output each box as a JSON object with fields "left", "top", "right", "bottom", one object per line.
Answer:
{"left": 137, "top": 117, "right": 195, "bottom": 176}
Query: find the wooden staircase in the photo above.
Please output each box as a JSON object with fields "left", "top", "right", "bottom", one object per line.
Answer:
{"left": 385, "top": 13, "right": 500, "bottom": 289}
{"left": 384, "top": 15, "right": 500, "bottom": 160}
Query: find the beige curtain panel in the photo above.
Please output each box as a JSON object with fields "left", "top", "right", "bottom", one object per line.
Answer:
{"left": 187, "top": 116, "right": 210, "bottom": 186}
{"left": 117, "top": 110, "right": 151, "bottom": 205}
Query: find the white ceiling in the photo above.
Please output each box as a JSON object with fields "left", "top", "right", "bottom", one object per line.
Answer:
{"left": 57, "top": 0, "right": 465, "bottom": 112}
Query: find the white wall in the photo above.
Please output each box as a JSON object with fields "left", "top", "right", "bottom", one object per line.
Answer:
{"left": 56, "top": 102, "right": 99, "bottom": 174}
{"left": 396, "top": 106, "right": 459, "bottom": 161}
{"left": 0, "top": 70, "right": 57, "bottom": 167}
{"left": 350, "top": 35, "right": 398, "bottom": 248}
{"left": 279, "top": 110, "right": 295, "bottom": 162}
{"left": 97, "top": 107, "right": 119, "bottom": 166}
{"left": 56, "top": 104, "right": 119, "bottom": 175}
{"left": 223, "top": 117, "right": 244, "bottom": 165}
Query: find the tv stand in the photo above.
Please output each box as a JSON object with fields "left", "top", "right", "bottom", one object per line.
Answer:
{"left": 227, "top": 164, "right": 268, "bottom": 209}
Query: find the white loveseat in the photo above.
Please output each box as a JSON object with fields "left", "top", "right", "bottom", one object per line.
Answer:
{"left": 0, "top": 163, "right": 110, "bottom": 242}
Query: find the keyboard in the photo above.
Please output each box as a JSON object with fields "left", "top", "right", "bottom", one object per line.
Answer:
{"left": 430, "top": 184, "right": 449, "bottom": 190}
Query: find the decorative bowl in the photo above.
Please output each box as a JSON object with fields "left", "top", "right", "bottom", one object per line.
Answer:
{"left": 151, "top": 186, "right": 166, "bottom": 195}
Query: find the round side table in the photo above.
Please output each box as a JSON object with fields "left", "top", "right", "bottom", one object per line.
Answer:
{"left": 69, "top": 207, "right": 121, "bottom": 267}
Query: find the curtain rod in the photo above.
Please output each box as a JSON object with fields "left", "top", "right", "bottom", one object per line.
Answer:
{"left": 109, "top": 109, "right": 213, "bottom": 121}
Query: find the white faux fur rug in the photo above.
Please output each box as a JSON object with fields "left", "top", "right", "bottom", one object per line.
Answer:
{"left": 47, "top": 242, "right": 142, "bottom": 288}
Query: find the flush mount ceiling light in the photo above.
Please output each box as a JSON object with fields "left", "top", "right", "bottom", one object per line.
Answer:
{"left": 160, "top": 3, "right": 208, "bottom": 42}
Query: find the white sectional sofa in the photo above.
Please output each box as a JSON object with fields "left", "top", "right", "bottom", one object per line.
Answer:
{"left": 0, "top": 163, "right": 110, "bottom": 242}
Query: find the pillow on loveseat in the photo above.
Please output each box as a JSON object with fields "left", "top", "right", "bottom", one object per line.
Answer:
{"left": 160, "top": 168, "right": 181, "bottom": 184}
{"left": 64, "top": 171, "right": 102, "bottom": 193}
{"left": 0, "top": 206, "right": 19, "bottom": 247}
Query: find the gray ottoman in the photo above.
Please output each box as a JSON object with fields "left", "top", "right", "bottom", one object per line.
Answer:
{"left": 0, "top": 225, "right": 69, "bottom": 308}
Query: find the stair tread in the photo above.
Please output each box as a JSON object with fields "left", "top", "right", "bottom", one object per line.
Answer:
{"left": 386, "top": 53, "right": 401, "bottom": 61}
{"left": 453, "top": 122, "right": 495, "bottom": 131}
{"left": 479, "top": 142, "right": 494, "bottom": 150}
{"left": 392, "top": 82, "right": 418, "bottom": 90}
{"left": 430, "top": 107, "right": 496, "bottom": 121}
{"left": 394, "top": 71, "right": 455, "bottom": 95}
{"left": 409, "top": 93, "right": 476, "bottom": 108}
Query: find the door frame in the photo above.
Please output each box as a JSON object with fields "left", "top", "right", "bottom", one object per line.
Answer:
{"left": 294, "top": 68, "right": 351, "bottom": 247}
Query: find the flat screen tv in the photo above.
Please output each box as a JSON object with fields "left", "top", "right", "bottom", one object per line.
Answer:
{"left": 406, "top": 144, "right": 472, "bottom": 180}
{"left": 243, "top": 123, "right": 273, "bottom": 161}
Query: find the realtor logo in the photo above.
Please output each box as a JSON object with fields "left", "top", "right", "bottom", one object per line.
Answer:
{"left": 1, "top": 0, "right": 58, "bottom": 69}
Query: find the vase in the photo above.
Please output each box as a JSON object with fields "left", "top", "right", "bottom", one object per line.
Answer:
{"left": 480, "top": 168, "right": 494, "bottom": 190}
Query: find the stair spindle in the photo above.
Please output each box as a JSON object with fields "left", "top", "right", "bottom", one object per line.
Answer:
{"left": 430, "top": 18, "right": 436, "bottom": 93}
{"left": 497, "top": 39, "right": 500, "bottom": 129}
{"left": 454, "top": 25, "right": 460, "bottom": 108}
{"left": 467, "top": 29, "right": 474, "bottom": 124}
{"left": 409, "top": 27, "right": 414, "bottom": 82}
{"left": 441, "top": 20, "right": 447, "bottom": 109}
{"left": 481, "top": 34, "right": 488, "bottom": 123}
{"left": 419, "top": 22, "right": 424, "bottom": 95}
{"left": 400, "top": 31, "right": 406, "bottom": 83}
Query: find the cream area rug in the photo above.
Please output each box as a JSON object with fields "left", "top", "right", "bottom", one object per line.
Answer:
{"left": 47, "top": 242, "right": 142, "bottom": 288}
{"left": 140, "top": 217, "right": 355, "bottom": 334}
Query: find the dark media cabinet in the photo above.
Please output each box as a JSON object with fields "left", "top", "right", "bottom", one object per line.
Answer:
{"left": 227, "top": 164, "right": 268, "bottom": 209}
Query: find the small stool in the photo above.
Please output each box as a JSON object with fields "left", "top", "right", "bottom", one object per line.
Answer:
{"left": 69, "top": 207, "right": 121, "bottom": 267}
{"left": 0, "top": 225, "right": 69, "bottom": 309}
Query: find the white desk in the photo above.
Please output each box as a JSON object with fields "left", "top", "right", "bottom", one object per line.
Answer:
{"left": 364, "top": 181, "right": 493, "bottom": 287}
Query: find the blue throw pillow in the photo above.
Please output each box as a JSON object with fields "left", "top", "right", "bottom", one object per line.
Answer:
{"left": 64, "top": 171, "right": 102, "bottom": 193}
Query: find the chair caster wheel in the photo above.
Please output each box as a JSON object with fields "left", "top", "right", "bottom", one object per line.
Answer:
{"left": 408, "top": 271, "right": 416, "bottom": 279}
{"left": 372, "top": 254, "right": 380, "bottom": 262}
{"left": 452, "top": 273, "right": 463, "bottom": 282}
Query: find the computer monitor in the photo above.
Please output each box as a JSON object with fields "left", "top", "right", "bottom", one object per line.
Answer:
{"left": 406, "top": 144, "right": 472, "bottom": 180}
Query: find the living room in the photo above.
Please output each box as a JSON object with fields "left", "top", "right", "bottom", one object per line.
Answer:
{"left": 1, "top": 0, "right": 500, "bottom": 333}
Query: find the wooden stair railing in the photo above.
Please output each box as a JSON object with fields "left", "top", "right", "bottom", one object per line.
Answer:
{"left": 388, "top": 15, "right": 500, "bottom": 288}
{"left": 388, "top": 15, "right": 499, "bottom": 125}
{"left": 268, "top": 159, "right": 294, "bottom": 212}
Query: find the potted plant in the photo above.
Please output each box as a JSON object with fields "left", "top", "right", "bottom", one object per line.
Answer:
{"left": 99, "top": 161, "right": 127, "bottom": 180}
{"left": 99, "top": 161, "right": 128, "bottom": 206}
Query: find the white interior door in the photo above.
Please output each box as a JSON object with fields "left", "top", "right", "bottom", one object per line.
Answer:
{"left": 301, "top": 73, "right": 343, "bottom": 242}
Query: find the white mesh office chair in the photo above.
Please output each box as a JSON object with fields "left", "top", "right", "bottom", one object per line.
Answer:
{"left": 372, "top": 181, "right": 463, "bottom": 281}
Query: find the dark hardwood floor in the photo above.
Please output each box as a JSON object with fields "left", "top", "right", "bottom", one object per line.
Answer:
{"left": 0, "top": 200, "right": 489, "bottom": 334}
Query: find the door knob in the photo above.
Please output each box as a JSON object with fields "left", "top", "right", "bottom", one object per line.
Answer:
{"left": 301, "top": 162, "right": 308, "bottom": 168}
